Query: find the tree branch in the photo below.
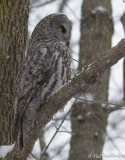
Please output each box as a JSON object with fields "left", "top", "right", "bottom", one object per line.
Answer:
{"left": 4, "top": 39, "right": 125, "bottom": 159}
{"left": 30, "top": 0, "right": 56, "bottom": 10}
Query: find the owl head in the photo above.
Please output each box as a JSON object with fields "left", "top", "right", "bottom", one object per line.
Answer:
{"left": 51, "top": 14, "right": 72, "bottom": 46}
{"left": 29, "top": 13, "right": 72, "bottom": 49}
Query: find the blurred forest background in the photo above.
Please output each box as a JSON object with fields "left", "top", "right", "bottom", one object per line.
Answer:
{"left": 0, "top": 0, "right": 125, "bottom": 160}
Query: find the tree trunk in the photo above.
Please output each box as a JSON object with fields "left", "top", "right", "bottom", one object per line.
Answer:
{"left": 121, "top": 12, "right": 125, "bottom": 101}
{"left": 0, "top": 0, "right": 29, "bottom": 146}
{"left": 69, "top": 0, "right": 113, "bottom": 160}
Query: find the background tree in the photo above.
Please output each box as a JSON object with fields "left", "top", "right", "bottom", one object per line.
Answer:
{"left": 69, "top": 0, "right": 113, "bottom": 159}
{"left": 121, "top": 12, "right": 125, "bottom": 101}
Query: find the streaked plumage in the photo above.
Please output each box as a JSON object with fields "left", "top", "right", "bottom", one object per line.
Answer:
{"left": 12, "top": 13, "right": 72, "bottom": 149}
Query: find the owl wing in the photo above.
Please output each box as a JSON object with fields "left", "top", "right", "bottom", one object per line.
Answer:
{"left": 12, "top": 45, "right": 54, "bottom": 141}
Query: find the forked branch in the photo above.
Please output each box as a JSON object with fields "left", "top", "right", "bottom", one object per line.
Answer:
{"left": 4, "top": 39, "right": 125, "bottom": 159}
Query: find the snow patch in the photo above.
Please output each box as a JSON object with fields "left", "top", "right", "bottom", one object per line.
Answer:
{"left": 0, "top": 144, "right": 15, "bottom": 158}
{"left": 92, "top": 6, "right": 107, "bottom": 14}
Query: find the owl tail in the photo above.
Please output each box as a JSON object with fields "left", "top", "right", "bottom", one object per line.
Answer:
{"left": 12, "top": 120, "right": 18, "bottom": 143}
{"left": 12, "top": 118, "right": 24, "bottom": 150}
{"left": 19, "top": 118, "right": 24, "bottom": 150}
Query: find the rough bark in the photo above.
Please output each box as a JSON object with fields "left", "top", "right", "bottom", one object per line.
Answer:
{"left": 0, "top": 0, "right": 29, "bottom": 146}
{"left": 4, "top": 39, "right": 125, "bottom": 159}
{"left": 69, "top": 0, "right": 113, "bottom": 159}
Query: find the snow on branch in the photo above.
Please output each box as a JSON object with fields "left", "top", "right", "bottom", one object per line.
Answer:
{"left": 4, "top": 39, "right": 125, "bottom": 159}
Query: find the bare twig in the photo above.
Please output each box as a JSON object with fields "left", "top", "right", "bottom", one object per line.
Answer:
{"left": 40, "top": 98, "right": 77, "bottom": 159}
{"left": 107, "top": 134, "right": 121, "bottom": 153}
{"left": 76, "top": 97, "right": 125, "bottom": 111}
{"left": 30, "top": 0, "right": 56, "bottom": 10}
{"left": 50, "top": 140, "right": 70, "bottom": 159}
{"left": 58, "top": 0, "right": 68, "bottom": 13}
{"left": 30, "top": 153, "right": 39, "bottom": 160}
{"left": 57, "top": 130, "right": 73, "bottom": 135}
{"left": 82, "top": 93, "right": 102, "bottom": 125}
{"left": 65, "top": 3, "right": 80, "bottom": 20}
{"left": 72, "top": 58, "right": 79, "bottom": 63}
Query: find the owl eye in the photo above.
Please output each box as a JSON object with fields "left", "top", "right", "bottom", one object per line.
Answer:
{"left": 58, "top": 25, "right": 66, "bottom": 34}
{"left": 58, "top": 27, "right": 63, "bottom": 32}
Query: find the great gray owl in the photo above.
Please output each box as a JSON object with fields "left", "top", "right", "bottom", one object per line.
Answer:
{"left": 12, "top": 13, "right": 72, "bottom": 149}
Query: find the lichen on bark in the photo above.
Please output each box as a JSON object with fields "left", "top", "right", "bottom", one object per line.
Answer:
{"left": 0, "top": 0, "right": 29, "bottom": 146}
